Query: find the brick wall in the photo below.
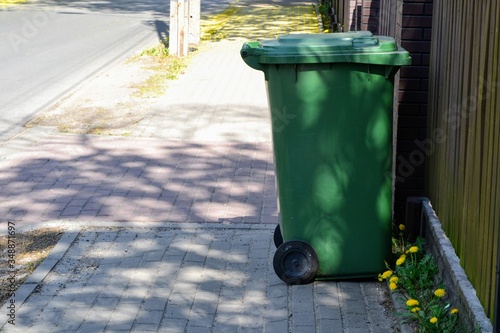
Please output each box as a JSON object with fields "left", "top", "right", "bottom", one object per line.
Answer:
{"left": 344, "top": 0, "right": 433, "bottom": 223}
{"left": 393, "top": 0, "right": 433, "bottom": 223}
{"left": 348, "top": 0, "right": 380, "bottom": 33}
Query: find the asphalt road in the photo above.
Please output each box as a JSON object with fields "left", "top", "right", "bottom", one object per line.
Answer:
{"left": 0, "top": 0, "right": 233, "bottom": 142}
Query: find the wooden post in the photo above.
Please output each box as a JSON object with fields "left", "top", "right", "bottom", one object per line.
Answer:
{"left": 169, "top": 0, "right": 189, "bottom": 57}
{"left": 189, "top": 0, "right": 200, "bottom": 46}
{"left": 496, "top": 221, "right": 500, "bottom": 333}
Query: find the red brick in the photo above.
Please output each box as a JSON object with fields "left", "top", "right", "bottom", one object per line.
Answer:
{"left": 403, "top": 3, "right": 425, "bottom": 15}
{"left": 398, "top": 115, "right": 428, "bottom": 128}
{"left": 424, "top": 3, "right": 434, "bottom": 15}
{"left": 408, "top": 53, "right": 423, "bottom": 66}
{"left": 419, "top": 104, "right": 428, "bottom": 115}
{"left": 402, "top": 16, "right": 433, "bottom": 28}
{"left": 399, "top": 78, "right": 422, "bottom": 90}
{"left": 421, "top": 79, "right": 429, "bottom": 90}
{"left": 399, "top": 91, "right": 429, "bottom": 103}
{"left": 422, "top": 53, "right": 431, "bottom": 66}
{"left": 363, "top": 7, "right": 379, "bottom": 16}
{"left": 401, "top": 40, "right": 432, "bottom": 53}
{"left": 395, "top": 140, "right": 420, "bottom": 154}
{"left": 423, "top": 28, "right": 433, "bottom": 40}
{"left": 397, "top": 128, "right": 420, "bottom": 140}
{"left": 398, "top": 103, "right": 421, "bottom": 115}
{"left": 402, "top": 28, "right": 424, "bottom": 40}
{"left": 400, "top": 65, "right": 430, "bottom": 78}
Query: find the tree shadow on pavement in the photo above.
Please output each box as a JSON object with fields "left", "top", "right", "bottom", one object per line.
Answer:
{"left": 0, "top": 134, "right": 277, "bottom": 225}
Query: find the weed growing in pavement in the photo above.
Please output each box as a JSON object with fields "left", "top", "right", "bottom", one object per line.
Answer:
{"left": 140, "top": 41, "right": 170, "bottom": 57}
{"left": 130, "top": 40, "right": 190, "bottom": 98}
{"left": 316, "top": 1, "right": 331, "bottom": 32}
{"left": 379, "top": 224, "right": 464, "bottom": 332}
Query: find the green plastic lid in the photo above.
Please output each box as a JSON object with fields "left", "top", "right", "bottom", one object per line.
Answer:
{"left": 241, "top": 32, "right": 411, "bottom": 70}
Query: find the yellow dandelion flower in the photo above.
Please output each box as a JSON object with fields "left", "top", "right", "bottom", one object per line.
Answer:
{"left": 399, "top": 224, "right": 406, "bottom": 231}
{"left": 411, "top": 307, "right": 420, "bottom": 313}
{"left": 406, "top": 299, "right": 419, "bottom": 307}
{"left": 434, "top": 288, "right": 446, "bottom": 298}
{"left": 389, "top": 282, "right": 397, "bottom": 290}
{"left": 396, "top": 254, "right": 406, "bottom": 266}
{"left": 389, "top": 276, "right": 399, "bottom": 284}
{"left": 430, "top": 317, "right": 438, "bottom": 324}
{"left": 450, "top": 308, "right": 459, "bottom": 315}
{"left": 409, "top": 246, "right": 419, "bottom": 253}
{"left": 378, "top": 274, "right": 383, "bottom": 282}
{"left": 381, "top": 270, "right": 393, "bottom": 279}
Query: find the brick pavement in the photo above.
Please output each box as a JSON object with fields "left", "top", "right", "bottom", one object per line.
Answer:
{"left": 2, "top": 225, "right": 395, "bottom": 332}
{"left": 0, "top": 135, "right": 277, "bottom": 226}
{"left": 0, "top": 0, "right": 400, "bottom": 331}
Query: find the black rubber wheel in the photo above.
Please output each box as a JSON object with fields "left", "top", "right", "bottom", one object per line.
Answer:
{"left": 273, "top": 224, "right": 283, "bottom": 248}
{"left": 273, "top": 240, "right": 318, "bottom": 285}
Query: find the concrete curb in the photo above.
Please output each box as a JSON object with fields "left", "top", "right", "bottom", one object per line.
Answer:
{"left": 0, "top": 221, "right": 277, "bottom": 331}
{"left": 387, "top": 197, "right": 494, "bottom": 332}
{"left": 13, "top": 220, "right": 277, "bottom": 234}
{"left": 422, "top": 200, "right": 493, "bottom": 332}
{"left": 0, "top": 226, "right": 81, "bottom": 330}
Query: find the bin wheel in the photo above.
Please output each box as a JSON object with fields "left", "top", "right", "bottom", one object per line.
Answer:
{"left": 273, "top": 224, "right": 283, "bottom": 248}
{"left": 273, "top": 240, "right": 318, "bottom": 285}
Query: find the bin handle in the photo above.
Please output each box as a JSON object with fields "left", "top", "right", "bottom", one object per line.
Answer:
{"left": 241, "top": 42, "right": 265, "bottom": 72}
{"left": 352, "top": 37, "right": 379, "bottom": 48}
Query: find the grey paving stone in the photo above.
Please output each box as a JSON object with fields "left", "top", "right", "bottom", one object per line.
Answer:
{"left": 105, "top": 320, "right": 135, "bottom": 332}
{"left": 136, "top": 309, "right": 164, "bottom": 325}
{"left": 0, "top": 11, "right": 400, "bottom": 332}
{"left": 141, "top": 296, "right": 168, "bottom": 311}
{"left": 77, "top": 321, "right": 108, "bottom": 333}
{"left": 342, "top": 313, "right": 371, "bottom": 328}
{"left": 164, "top": 302, "right": 190, "bottom": 319}
{"left": 318, "top": 319, "right": 344, "bottom": 333}
{"left": 344, "top": 300, "right": 368, "bottom": 314}
{"left": 131, "top": 323, "right": 159, "bottom": 332}
{"left": 159, "top": 318, "right": 188, "bottom": 332}
{"left": 291, "top": 311, "right": 316, "bottom": 327}
{"left": 55, "top": 313, "right": 84, "bottom": 331}
{"left": 185, "top": 325, "right": 213, "bottom": 333}
{"left": 317, "top": 304, "right": 342, "bottom": 320}
{"left": 142, "top": 250, "right": 166, "bottom": 262}
{"left": 211, "top": 323, "right": 239, "bottom": 333}
{"left": 291, "top": 325, "right": 316, "bottom": 333}
{"left": 264, "top": 319, "right": 288, "bottom": 333}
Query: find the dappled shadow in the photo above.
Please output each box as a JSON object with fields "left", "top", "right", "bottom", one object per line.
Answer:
{"left": 202, "top": 0, "right": 318, "bottom": 42}
{"left": 5, "top": 226, "right": 394, "bottom": 331}
{"left": 252, "top": 47, "right": 400, "bottom": 278}
{"left": 0, "top": 135, "right": 277, "bottom": 225}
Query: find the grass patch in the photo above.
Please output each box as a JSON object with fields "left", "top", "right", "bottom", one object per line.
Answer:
{"left": 130, "top": 41, "right": 190, "bottom": 98}
{"left": 0, "top": 0, "right": 27, "bottom": 7}
{"left": 0, "top": 228, "right": 64, "bottom": 306}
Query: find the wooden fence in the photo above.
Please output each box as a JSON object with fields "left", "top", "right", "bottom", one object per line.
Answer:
{"left": 426, "top": 0, "right": 500, "bottom": 321}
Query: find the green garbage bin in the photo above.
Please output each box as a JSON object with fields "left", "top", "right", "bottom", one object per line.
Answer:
{"left": 241, "top": 32, "right": 411, "bottom": 284}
